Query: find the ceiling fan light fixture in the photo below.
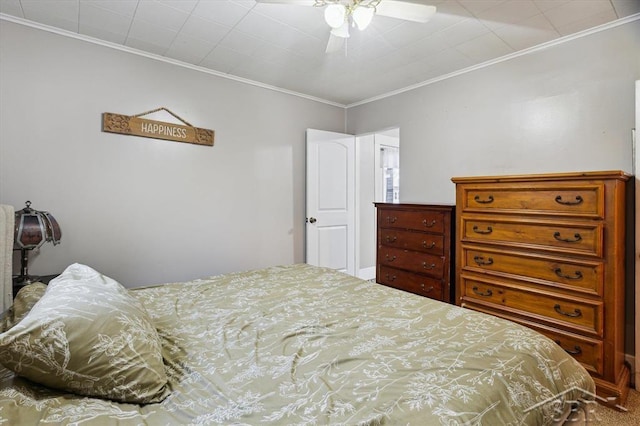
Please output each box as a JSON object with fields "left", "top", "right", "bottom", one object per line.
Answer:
{"left": 352, "top": 6, "right": 375, "bottom": 30}
{"left": 324, "top": 3, "right": 346, "bottom": 28}
{"left": 330, "top": 21, "right": 350, "bottom": 38}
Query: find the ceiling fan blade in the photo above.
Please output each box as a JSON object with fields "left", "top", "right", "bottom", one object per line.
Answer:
{"left": 375, "top": 1, "right": 437, "bottom": 23}
{"left": 325, "top": 33, "right": 345, "bottom": 53}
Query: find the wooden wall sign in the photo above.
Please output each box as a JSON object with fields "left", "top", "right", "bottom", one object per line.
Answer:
{"left": 102, "top": 107, "right": 214, "bottom": 146}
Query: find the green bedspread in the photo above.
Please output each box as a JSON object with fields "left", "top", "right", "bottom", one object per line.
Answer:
{"left": 0, "top": 264, "right": 595, "bottom": 425}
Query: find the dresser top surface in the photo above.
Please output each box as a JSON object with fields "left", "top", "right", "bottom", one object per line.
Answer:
{"left": 375, "top": 202, "right": 455, "bottom": 208}
{"left": 451, "top": 170, "right": 631, "bottom": 184}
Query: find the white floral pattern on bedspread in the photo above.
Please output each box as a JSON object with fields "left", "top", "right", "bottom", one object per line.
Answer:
{"left": 0, "top": 264, "right": 594, "bottom": 425}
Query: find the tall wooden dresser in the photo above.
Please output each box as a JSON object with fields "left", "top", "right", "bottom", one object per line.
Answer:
{"left": 375, "top": 203, "right": 455, "bottom": 303}
{"left": 451, "top": 171, "right": 630, "bottom": 408}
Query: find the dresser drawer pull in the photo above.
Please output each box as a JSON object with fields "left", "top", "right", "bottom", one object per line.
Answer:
{"left": 554, "top": 304, "right": 582, "bottom": 318}
{"left": 474, "top": 195, "right": 494, "bottom": 204}
{"left": 555, "top": 195, "right": 583, "bottom": 206}
{"left": 472, "top": 286, "right": 492, "bottom": 297}
{"left": 553, "top": 232, "right": 582, "bottom": 243}
{"left": 420, "top": 283, "right": 434, "bottom": 293}
{"left": 385, "top": 236, "right": 397, "bottom": 243}
{"left": 385, "top": 254, "right": 397, "bottom": 262}
{"left": 473, "top": 256, "right": 494, "bottom": 266}
{"left": 555, "top": 341, "right": 582, "bottom": 355}
{"left": 422, "top": 262, "right": 436, "bottom": 270}
{"left": 423, "top": 219, "right": 437, "bottom": 227}
{"left": 385, "top": 273, "right": 397, "bottom": 282}
{"left": 553, "top": 268, "right": 583, "bottom": 280}
{"left": 386, "top": 216, "right": 398, "bottom": 224}
{"left": 422, "top": 241, "right": 436, "bottom": 249}
{"left": 472, "top": 225, "right": 493, "bottom": 234}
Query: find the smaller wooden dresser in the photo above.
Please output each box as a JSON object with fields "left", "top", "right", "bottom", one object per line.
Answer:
{"left": 375, "top": 203, "right": 455, "bottom": 303}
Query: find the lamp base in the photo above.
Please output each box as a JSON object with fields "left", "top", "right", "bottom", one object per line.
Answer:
{"left": 15, "top": 248, "right": 40, "bottom": 285}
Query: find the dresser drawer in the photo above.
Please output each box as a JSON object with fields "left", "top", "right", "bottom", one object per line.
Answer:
{"left": 378, "top": 209, "right": 444, "bottom": 233}
{"left": 462, "top": 247, "right": 603, "bottom": 296}
{"left": 378, "top": 247, "right": 445, "bottom": 279}
{"left": 460, "top": 182, "right": 603, "bottom": 218}
{"left": 461, "top": 217, "right": 602, "bottom": 257}
{"left": 542, "top": 329, "right": 604, "bottom": 375}
{"left": 461, "top": 276, "right": 603, "bottom": 336}
{"left": 466, "top": 303, "right": 604, "bottom": 375}
{"left": 379, "top": 229, "right": 445, "bottom": 255}
{"left": 377, "top": 266, "right": 445, "bottom": 300}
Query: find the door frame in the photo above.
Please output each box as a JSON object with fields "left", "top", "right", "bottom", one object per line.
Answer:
{"left": 634, "top": 80, "right": 639, "bottom": 388}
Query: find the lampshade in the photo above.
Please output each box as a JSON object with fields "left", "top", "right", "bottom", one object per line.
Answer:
{"left": 352, "top": 6, "right": 375, "bottom": 30}
{"left": 15, "top": 201, "right": 61, "bottom": 249}
{"left": 14, "top": 200, "right": 61, "bottom": 284}
{"left": 324, "top": 3, "right": 346, "bottom": 29}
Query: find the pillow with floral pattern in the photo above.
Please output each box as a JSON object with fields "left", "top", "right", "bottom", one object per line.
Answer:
{"left": 0, "top": 263, "right": 169, "bottom": 403}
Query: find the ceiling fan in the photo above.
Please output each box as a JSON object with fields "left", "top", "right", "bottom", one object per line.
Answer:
{"left": 256, "top": 0, "right": 437, "bottom": 53}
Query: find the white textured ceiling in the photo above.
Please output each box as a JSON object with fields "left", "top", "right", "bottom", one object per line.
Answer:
{"left": 1, "top": 0, "right": 639, "bottom": 106}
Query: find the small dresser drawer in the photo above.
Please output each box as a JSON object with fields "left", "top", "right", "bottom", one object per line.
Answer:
{"left": 461, "top": 276, "right": 603, "bottom": 336}
{"left": 379, "top": 229, "right": 444, "bottom": 255}
{"left": 541, "top": 329, "right": 604, "bottom": 375}
{"left": 379, "top": 247, "right": 445, "bottom": 279}
{"left": 378, "top": 266, "right": 444, "bottom": 300}
{"left": 466, "top": 303, "right": 604, "bottom": 375}
{"left": 462, "top": 247, "right": 603, "bottom": 296}
{"left": 461, "top": 217, "right": 602, "bottom": 257}
{"left": 460, "top": 182, "right": 603, "bottom": 218}
{"left": 378, "top": 209, "right": 444, "bottom": 233}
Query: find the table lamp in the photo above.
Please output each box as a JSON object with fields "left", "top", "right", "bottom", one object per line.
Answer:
{"left": 14, "top": 201, "right": 61, "bottom": 284}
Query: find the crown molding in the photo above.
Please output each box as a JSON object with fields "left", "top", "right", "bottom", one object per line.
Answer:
{"left": 2, "top": 11, "right": 638, "bottom": 110}
{"left": 0, "top": 13, "right": 346, "bottom": 108}
{"left": 347, "top": 13, "right": 640, "bottom": 108}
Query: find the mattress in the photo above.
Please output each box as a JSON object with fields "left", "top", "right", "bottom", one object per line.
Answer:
{"left": 0, "top": 263, "right": 595, "bottom": 424}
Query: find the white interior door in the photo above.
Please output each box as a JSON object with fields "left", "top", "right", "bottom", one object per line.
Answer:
{"left": 306, "top": 129, "right": 356, "bottom": 275}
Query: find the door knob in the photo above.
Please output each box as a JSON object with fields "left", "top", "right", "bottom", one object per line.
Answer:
{"left": 309, "top": 217, "right": 317, "bottom": 223}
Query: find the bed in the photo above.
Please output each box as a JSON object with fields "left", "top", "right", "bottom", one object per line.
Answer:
{"left": 0, "top": 259, "right": 596, "bottom": 425}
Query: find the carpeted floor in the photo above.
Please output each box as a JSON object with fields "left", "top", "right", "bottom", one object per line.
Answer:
{"left": 593, "top": 388, "right": 640, "bottom": 424}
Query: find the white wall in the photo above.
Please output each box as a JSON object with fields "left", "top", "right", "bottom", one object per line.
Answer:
{"left": 0, "top": 21, "right": 345, "bottom": 287}
{"left": 346, "top": 20, "right": 640, "bottom": 203}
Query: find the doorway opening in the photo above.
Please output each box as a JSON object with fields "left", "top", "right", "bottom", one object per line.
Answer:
{"left": 374, "top": 131, "right": 400, "bottom": 204}
{"left": 357, "top": 127, "right": 400, "bottom": 280}
{"left": 380, "top": 146, "right": 400, "bottom": 203}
